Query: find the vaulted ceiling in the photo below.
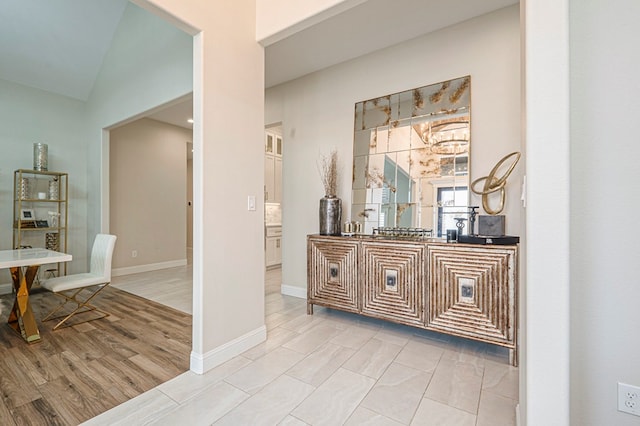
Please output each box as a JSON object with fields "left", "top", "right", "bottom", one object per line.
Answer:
{"left": 0, "top": 0, "right": 517, "bottom": 125}
{"left": 0, "top": 0, "right": 129, "bottom": 101}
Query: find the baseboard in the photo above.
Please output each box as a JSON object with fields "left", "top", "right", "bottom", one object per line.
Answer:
{"left": 0, "top": 283, "right": 12, "bottom": 296}
{"left": 112, "top": 259, "right": 187, "bottom": 277}
{"left": 189, "top": 325, "right": 267, "bottom": 374}
{"left": 281, "top": 284, "right": 306, "bottom": 299}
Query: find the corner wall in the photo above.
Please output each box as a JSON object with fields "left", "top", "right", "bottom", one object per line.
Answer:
{"left": 136, "top": 0, "right": 266, "bottom": 372}
{"left": 570, "top": 0, "right": 640, "bottom": 424}
{"left": 266, "top": 5, "right": 523, "bottom": 295}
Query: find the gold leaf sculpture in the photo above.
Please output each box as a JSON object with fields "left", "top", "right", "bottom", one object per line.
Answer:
{"left": 471, "top": 152, "right": 521, "bottom": 215}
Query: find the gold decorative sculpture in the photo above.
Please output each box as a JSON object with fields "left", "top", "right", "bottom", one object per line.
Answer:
{"left": 471, "top": 152, "right": 521, "bottom": 215}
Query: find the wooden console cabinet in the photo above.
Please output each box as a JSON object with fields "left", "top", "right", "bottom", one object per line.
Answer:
{"left": 307, "top": 234, "right": 518, "bottom": 365}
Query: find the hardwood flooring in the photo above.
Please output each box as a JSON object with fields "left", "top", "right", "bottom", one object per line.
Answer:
{"left": 0, "top": 286, "right": 192, "bottom": 425}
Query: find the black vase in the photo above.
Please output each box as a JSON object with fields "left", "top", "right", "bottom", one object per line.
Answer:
{"left": 319, "top": 196, "right": 342, "bottom": 235}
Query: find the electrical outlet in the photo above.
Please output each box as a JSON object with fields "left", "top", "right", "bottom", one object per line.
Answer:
{"left": 618, "top": 382, "right": 640, "bottom": 416}
{"left": 131, "top": 250, "right": 138, "bottom": 258}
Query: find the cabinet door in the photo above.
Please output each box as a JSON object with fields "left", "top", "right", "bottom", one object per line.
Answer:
{"left": 275, "top": 135, "right": 283, "bottom": 156}
{"left": 275, "top": 237, "right": 282, "bottom": 264}
{"left": 274, "top": 157, "right": 282, "bottom": 202}
{"left": 264, "top": 155, "right": 275, "bottom": 202}
{"left": 266, "top": 237, "right": 278, "bottom": 266}
{"left": 265, "top": 132, "right": 274, "bottom": 154}
{"left": 361, "top": 240, "right": 425, "bottom": 326}
{"left": 426, "top": 245, "right": 517, "bottom": 346}
{"left": 307, "top": 236, "right": 359, "bottom": 312}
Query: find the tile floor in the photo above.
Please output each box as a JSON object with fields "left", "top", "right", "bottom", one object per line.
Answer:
{"left": 91, "top": 265, "right": 518, "bottom": 425}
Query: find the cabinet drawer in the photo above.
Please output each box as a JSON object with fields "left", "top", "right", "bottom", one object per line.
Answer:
{"left": 266, "top": 226, "right": 281, "bottom": 237}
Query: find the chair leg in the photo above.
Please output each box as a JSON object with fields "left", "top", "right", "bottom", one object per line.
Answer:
{"left": 43, "top": 284, "right": 111, "bottom": 330}
{"left": 42, "top": 288, "right": 83, "bottom": 322}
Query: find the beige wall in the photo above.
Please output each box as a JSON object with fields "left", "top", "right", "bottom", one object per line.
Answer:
{"left": 135, "top": 0, "right": 266, "bottom": 372}
{"left": 266, "top": 5, "right": 523, "bottom": 297}
{"left": 109, "top": 118, "right": 189, "bottom": 273}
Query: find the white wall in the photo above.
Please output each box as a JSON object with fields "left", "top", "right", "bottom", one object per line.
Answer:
{"left": 266, "top": 6, "right": 523, "bottom": 295}
{"left": 0, "top": 79, "right": 88, "bottom": 281}
{"left": 135, "top": 0, "right": 266, "bottom": 373}
{"left": 523, "top": 0, "right": 571, "bottom": 423}
{"left": 85, "top": 1, "right": 193, "bottom": 243}
{"left": 570, "top": 0, "right": 640, "bottom": 424}
{"left": 109, "top": 118, "right": 189, "bottom": 273}
{"left": 0, "top": 2, "right": 192, "bottom": 289}
{"left": 256, "top": 0, "right": 366, "bottom": 44}
{"left": 187, "top": 155, "right": 193, "bottom": 249}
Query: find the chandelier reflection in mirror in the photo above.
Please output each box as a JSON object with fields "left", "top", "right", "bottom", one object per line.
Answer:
{"left": 351, "top": 76, "right": 471, "bottom": 237}
{"left": 416, "top": 117, "right": 469, "bottom": 155}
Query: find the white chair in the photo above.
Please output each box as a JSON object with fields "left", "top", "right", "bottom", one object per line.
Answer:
{"left": 41, "top": 234, "right": 117, "bottom": 330}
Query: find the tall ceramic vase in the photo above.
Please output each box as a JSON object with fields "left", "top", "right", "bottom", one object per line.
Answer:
{"left": 319, "top": 195, "right": 342, "bottom": 235}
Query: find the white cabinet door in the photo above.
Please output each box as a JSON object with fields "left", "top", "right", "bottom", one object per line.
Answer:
{"left": 265, "top": 155, "right": 275, "bottom": 202}
{"left": 266, "top": 237, "right": 281, "bottom": 266}
{"left": 264, "top": 130, "right": 283, "bottom": 203}
{"left": 265, "top": 132, "right": 275, "bottom": 154}
{"left": 275, "top": 237, "right": 282, "bottom": 264}
{"left": 274, "top": 157, "right": 282, "bottom": 202}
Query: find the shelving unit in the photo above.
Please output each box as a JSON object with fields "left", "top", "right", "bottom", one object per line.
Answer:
{"left": 13, "top": 169, "right": 69, "bottom": 276}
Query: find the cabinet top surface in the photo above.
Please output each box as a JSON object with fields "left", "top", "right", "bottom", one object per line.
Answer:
{"left": 307, "top": 234, "right": 518, "bottom": 249}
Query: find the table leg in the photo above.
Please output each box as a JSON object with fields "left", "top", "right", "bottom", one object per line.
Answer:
{"left": 8, "top": 265, "right": 41, "bottom": 343}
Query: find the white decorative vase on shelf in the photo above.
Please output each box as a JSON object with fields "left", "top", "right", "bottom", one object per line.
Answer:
{"left": 319, "top": 195, "right": 342, "bottom": 235}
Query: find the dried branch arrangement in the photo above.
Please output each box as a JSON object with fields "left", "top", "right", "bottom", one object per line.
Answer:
{"left": 318, "top": 150, "right": 338, "bottom": 197}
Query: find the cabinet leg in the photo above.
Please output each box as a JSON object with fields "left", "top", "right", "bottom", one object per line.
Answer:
{"left": 509, "top": 347, "right": 518, "bottom": 367}
{"left": 307, "top": 302, "right": 313, "bottom": 315}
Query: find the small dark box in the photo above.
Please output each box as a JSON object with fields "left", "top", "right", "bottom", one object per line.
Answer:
{"left": 478, "top": 215, "right": 505, "bottom": 236}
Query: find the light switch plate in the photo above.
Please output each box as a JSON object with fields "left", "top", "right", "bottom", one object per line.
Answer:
{"left": 247, "top": 195, "right": 256, "bottom": 211}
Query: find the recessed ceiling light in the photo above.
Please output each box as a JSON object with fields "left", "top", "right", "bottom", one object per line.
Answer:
{"left": 187, "top": 118, "right": 194, "bottom": 124}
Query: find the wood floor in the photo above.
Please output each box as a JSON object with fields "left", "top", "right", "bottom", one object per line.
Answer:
{"left": 0, "top": 286, "right": 192, "bottom": 425}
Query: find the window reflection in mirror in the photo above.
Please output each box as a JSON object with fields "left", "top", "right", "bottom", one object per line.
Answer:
{"left": 351, "top": 76, "right": 471, "bottom": 235}
{"left": 437, "top": 186, "right": 469, "bottom": 237}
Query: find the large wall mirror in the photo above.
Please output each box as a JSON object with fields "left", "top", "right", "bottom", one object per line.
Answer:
{"left": 351, "top": 76, "right": 471, "bottom": 237}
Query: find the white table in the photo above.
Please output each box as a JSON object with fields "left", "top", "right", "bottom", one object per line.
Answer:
{"left": 0, "top": 248, "right": 72, "bottom": 343}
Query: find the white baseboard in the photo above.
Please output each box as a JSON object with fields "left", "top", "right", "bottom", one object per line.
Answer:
{"left": 112, "top": 259, "right": 187, "bottom": 277}
{"left": 281, "top": 284, "right": 306, "bottom": 299}
{"left": 189, "top": 325, "right": 267, "bottom": 374}
{"left": 0, "top": 283, "right": 12, "bottom": 295}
